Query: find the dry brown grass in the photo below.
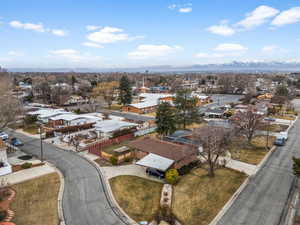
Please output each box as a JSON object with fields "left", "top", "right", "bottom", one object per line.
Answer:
{"left": 186, "top": 122, "right": 207, "bottom": 129}
{"left": 109, "top": 175, "right": 163, "bottom": 223}
{"left": 172, "top": 168, "right": 246, "bottom": 225}
{"left": 230, "top": 135, "right": 275, "bottom": 165}
{"left": 273, "top": 114, "right": 296, "bottom": 120}
{"left": 11, "top": 173, "right": 60, "bottom": 225}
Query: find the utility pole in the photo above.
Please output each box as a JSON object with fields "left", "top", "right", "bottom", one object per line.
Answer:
{"left": 39, "top": 124, "right": 44, "bottom": 162}
{"left": 266, "top": 120, "right": 270, "bottom": 150}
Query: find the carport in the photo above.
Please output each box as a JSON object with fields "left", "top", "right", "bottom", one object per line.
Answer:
{"left": 136, "top": 153, "right": 174, "bottom": 172}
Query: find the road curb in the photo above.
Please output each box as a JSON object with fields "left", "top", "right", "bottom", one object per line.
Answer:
{"left": 46, "top": 162, "right": 66, "bottom": 225}
{"left": 81, "top": 155, "right": 138, "bottom": 225}
{"left": 209, "top": 176, "right": 250, "bottom": 225}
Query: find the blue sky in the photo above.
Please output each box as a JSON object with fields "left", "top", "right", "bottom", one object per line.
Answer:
{"left": 1, "top": 0, "right": 300, "bottom": 68}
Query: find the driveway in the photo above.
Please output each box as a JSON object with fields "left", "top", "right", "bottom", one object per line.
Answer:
{"left": 216, "top": 118, "right": 300, "bottom": 225}
{"left": 6, "top": 130, "right": 126, "bottom": 225}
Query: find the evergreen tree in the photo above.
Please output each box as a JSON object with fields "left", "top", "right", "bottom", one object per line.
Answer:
{"left": 119, "top": 76, "right": 132, "bottom": 105}
{"left": 156, "top": 102, "right": 177, "bottom": 136}
{"left": 174, "top": 89, "right": 199, "bottom": 129}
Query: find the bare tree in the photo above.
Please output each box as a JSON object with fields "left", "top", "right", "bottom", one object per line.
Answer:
{"left": 231, "top": 106, "right": 263, "bottom": 143}
{"left": 193, "top": 126, "right": 230, "bottom": 177}
{"left": 0, "top": 75, "right": 21, "bottom": 129}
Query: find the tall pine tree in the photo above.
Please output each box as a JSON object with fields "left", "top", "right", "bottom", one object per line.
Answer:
{"left": 156, "top": 102, "right": 177, "bottom": 136}
{"left": 174, "top": 89, "right": 199, "bottom": 129}
{"left": 119, "top": 76, "right": 132, "bottom": 105}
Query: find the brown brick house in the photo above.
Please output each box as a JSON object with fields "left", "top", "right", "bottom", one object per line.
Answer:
{"left": 128, "top": 137, "right": 198, "bottom": 169}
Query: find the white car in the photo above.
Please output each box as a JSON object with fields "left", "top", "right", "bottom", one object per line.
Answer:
{"left": 276, "top": 131, "right": 288, "bottom": 141}
{"left": 0, "top": 132, "right": 9, "bottom": 141}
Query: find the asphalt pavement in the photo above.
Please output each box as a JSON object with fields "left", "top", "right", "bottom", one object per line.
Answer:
{"left": 217, "top": 117, "right": 300, "bottom": 224}
{"left": 6, "top": 130, "right": 125, "bottom": 225}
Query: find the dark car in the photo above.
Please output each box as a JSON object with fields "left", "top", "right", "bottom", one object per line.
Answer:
{"left": 146, "top": 168, "right": 165, "bottom": 179}
{"left": 274, "top": 137, "right": 285, "bottom": 146}
{"left": 11, "top": 137, "right": 23, "bottom": 146}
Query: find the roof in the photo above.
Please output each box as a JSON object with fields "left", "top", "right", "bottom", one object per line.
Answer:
{"left": 129, "top": 93, "right": 174, "bottom": 109}
{"left": 109, "top": 111, "right": 154, "bottom": 122}
{"left": 136, "top": 153, "right": 174, "bottom": 171}
{"left": 128, "top": 137, "right": 197, "bottom": 162}
{"left": 94, "top": 120, "right": 137, "bottom": 133}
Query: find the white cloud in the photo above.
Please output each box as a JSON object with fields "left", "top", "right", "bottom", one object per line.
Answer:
{"left": 207, "top": 24, "right": 235, "bottom": 36}
{"left": 9, "top": 20, "right": 45, "bottom": 32}
{"left": 168, "top": 3, "right": 192, "bottom": 13}
{"left": 51, "top": 29, "right": 67, "bottom": 36}
{"left": 128, "top": 44, "right": 183, "bottom": 59}
{"left": 272, "top": 7, "right": 300, "bottom": 26}
{"left": 214, "top": 43, "right": 248, "bottom": 52}
{"left": 82, "top": 42, "right": 103, "bottom": 48}
{"left": 8, "top": 50, "right": 24, "bottom": 57}
{"left": 86, "top": 25, "right": 101, "bottom": 31}
{"left": 261, "top": 45, "right": 279, "bottom": 52}
{"left": 179, "top": 7, "right": 192, "bottom": 13}
{"left": 9, "top": 20, "right": 67, "bottom": 37}
{"left": 87, "top": 26, "right": 133, "bottom": 44}
{"left": 236, "top": 5, "right": 279, "bottom": 29}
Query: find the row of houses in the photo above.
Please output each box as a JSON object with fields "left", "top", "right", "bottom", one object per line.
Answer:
{"left": 122, "top": 92, "right": 211, "bottom": 114}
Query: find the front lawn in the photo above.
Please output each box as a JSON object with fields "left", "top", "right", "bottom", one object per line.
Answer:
{"left": 259, "top": 123, "right": 288, "bottom": 132}
{"left": 172, "top": 168, "right": 246, "bottom": 225}
{"left": 11, "top": 173, "right": 60, "bottom": 225}
{"left": 22, "top": 124, "right": 39, "bottom": 135}
{"left": 230, "top": 135, "right": 275, "bottom": 165}
{"left": 109, "top": 175, "right": 163, "bottom": 223}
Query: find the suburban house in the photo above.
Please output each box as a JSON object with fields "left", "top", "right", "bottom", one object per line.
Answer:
{"left": 128, "top": 137, "right": 198, "bottom": 169}
{"left": 191, "top": 92, "right": 211, "bottom": 106}
{"left": 204, "top": 108, "right": 227, "bottom": 118}
{"left": 62, "top": 95, "right": 89, "bottom": 106}
{"left": 122, "top": 93, "right": 174, "bottom": 114}
{"left": 27, "top": 108, "right": 72, "bottom": 123}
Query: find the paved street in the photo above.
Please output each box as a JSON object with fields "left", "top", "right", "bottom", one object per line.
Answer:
{"left": 6, "top": 130, "right": 124, "bottom": 225}
{"left": 199, "top": 94, "right": 243, "bottom": 113}
{"left": 217, "top": 117, "right": 300, "bottom": 224}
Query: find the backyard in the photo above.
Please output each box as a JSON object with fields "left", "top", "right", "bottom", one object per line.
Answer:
{"left": 230, "top": 135, "right": 275, "bottom": 165}
{"left": 109, "top": 175, "right": 163, "bottom": 223}
{"left": 172, "top": 168, "right": 246, "bottom": 225}
{"left": 11, "top": 173, "right": 60, "bottom": 225}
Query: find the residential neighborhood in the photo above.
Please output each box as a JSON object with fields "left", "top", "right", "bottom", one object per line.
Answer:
{"left": 2, "top": 1, "right": 300, "bottom": 225}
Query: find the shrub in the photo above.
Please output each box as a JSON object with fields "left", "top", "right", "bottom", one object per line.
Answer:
{"left": 165, "top": 169, "right": 179, "bottom": 185}
{"left": 21, "top": 162, "right": 32, "bottom": 169}
{"left": 178, "top": 161, "right": 199, "bottom": 175}
{"left": 110, "top": 156, "right": 118, "bottom": 165}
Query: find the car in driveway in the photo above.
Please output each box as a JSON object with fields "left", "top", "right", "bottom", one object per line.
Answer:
{"left": 0, "top": 131, "right": 9, "bottom": 141}
{"left": 10, "top": 137, "right": 23, "bottom": 146}
{"left": 274, "top": 137, "right": 285, "bottom": 146}
{"left": 146, "top": 168, "right": 165, "bottom": 179}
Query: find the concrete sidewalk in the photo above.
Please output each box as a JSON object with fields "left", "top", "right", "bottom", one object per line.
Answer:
{"left": 226, "top": 159, "right": 257, "bottom": 176}
{"left": 1, "top": 164, "right": 56, "bottom": 185}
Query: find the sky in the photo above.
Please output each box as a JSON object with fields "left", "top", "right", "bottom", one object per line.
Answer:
{"left": 1, "top": 0, "right": 300, "bottom": 68}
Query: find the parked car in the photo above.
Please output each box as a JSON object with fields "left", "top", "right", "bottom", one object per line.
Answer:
{"left": 279, "top": 131, "right": 288, "bottom": 141}
{"left": 10, "top": 137, "right": 23, "bottom": 146}
{"left": 274, "top": 137, "right": 285, "bottom": 146}
{"left": 146, "top": 168, "right": 165, "bottom": 179}
{"left": 0, "top": 132, "right": 9, "bottom": 141}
